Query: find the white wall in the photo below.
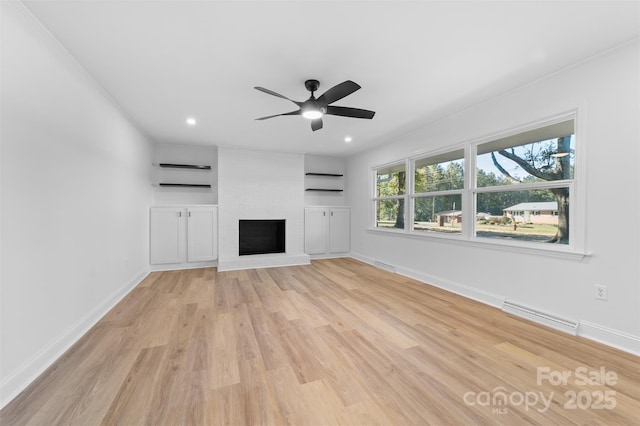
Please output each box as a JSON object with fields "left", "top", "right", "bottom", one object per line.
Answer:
{"left": 217, "top": 147, "right": 309, "bottom": 270}
{"left": 1, "top": 2, "right": 153, "bottom": 407}
{"left": 346, "top": 40, "right": 640, "bottom": 354}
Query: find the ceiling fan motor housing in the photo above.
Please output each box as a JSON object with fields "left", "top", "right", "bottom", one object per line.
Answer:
{"left": 304, "top": 79, "right": 320, "bottom": 93}
{"left": 301, "top": 99, "right": 326, "bottom": 117}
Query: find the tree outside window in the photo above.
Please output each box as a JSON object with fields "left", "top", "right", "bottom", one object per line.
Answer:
{"left": 375, "top": 163, "right": 406, "bottom": 229}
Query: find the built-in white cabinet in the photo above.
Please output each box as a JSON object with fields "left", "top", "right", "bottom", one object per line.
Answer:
{"left": 305, "top": 208, "right": 329, "bottom": 255}
{"left": 186, "top": 206, "right": 218, "bottom": 262}
{"left": 150, "top": 205, "right": 218, "bottom": 265}
{"left": 150, "top": 207, "right": 185, "bottom": 264}
{"left": 304, "top": 207, "right": 350, "bottom": 257}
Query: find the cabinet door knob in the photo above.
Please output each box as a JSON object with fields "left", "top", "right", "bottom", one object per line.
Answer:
{"left": 178, "top": 211, "right": 182, "bottom": 217}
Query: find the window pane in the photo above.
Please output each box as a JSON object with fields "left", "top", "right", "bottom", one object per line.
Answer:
{"left": 376, "top": 199, "right": 405, "bottom": 229}
{"left": 376, "top": 163, "right": 406, "bottom": 197}
{"left": 476, "top": 188, "right": 569, "bottom": 244}
{"left": 414, "top": 195, "right": 462, "bottom": 234}
{"left": 477, "top": 120, "right": 574, "bottom": 187}
{"left": 415, "top": 149, "right": 464, "bottom": 193}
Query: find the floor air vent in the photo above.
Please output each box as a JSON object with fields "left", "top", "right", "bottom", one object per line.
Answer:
{"left": 502, "top": 301, "right": 579, "bottom": 335}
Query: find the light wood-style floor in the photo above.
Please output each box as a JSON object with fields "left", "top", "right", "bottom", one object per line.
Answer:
{"left": 2, "top": 258, "right": 639, "bottom": 425}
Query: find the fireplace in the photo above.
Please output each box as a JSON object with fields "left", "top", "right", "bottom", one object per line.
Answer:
{"left": 239, "top": 219, "right": 286, "bottom": 256}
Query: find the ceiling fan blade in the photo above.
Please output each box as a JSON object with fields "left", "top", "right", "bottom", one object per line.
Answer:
{"left": 255, "top": 110, "right": 301, "bottom": 120}
{"left": 326, "top": 105, "right": 376, "bottom": 119}
{"left": 254, "top": 87, "right": 302, "bottom": 106}
{"left": 317, "top": 80, "right": 361, "bottom": 105}
{"left": 311, "top": 118, "right": 323, "bottom": 131}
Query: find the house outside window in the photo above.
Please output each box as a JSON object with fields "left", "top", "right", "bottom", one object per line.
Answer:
{"left": 413, "top": 149, "right": 464, "bottom": 235}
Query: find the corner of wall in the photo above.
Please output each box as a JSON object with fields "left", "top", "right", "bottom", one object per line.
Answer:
{"left": 0, "top": 268, "right": 150, "bottom": 409}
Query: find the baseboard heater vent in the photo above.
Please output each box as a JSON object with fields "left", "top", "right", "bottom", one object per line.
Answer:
{"left": 374, "top": 260, "right": 396, "bottom": 273}
{"left": 502, "top": 301, "right": 579, "bottom": 336}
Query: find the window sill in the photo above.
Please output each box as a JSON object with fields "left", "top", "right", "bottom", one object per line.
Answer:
{"left": 366, "top": 227, "right": 590, "bottom": 261}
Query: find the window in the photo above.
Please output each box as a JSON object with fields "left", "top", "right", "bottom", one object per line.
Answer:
{"left": 374, "top": 162, "right": 406, "bottom": 229}
{"left": 413, "top": 149, "right": 464, "bottom": 235}
{"left": 370, "top": 114, "right": 579, "bottom": 252}
{"left": 475, "top": 119, "right": 574, "bottom": 245}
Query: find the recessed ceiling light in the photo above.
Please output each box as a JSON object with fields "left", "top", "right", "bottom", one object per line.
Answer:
{"left": 185, "top": 117, "right": 197, "bottom": 126}
{"left": 344, "top": 136, "right": 352, "bottom": 143}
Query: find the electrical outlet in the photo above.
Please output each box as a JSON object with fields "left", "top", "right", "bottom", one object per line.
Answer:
{"left": 595, "top": 284, "right": 608, "bottom": 301}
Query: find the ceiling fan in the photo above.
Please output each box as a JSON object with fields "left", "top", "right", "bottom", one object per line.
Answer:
{"left": 254, "top": 79, "right": 376, "bottom": 131}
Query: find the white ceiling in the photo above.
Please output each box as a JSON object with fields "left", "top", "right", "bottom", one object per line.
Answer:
{"left": 22, "top": 0, "right": 639, "bottom": 156}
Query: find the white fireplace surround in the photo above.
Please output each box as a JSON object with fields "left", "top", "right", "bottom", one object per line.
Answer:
{"left": 217, "top": 147, "right": 310, "bottom": 271}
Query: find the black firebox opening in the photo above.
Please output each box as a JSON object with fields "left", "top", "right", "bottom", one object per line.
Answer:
{"left": 239, "top": 219, "right": 285, "bottom": 256}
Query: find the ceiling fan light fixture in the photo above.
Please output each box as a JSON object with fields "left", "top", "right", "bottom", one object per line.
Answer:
{"left": 302, "top": 109, "right": 323, "bottom": 120}
{"left": 301, "top": 99, "right": 325, "bottom": 120}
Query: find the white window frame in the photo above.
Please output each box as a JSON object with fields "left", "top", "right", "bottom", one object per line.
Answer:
{"left": 371, "top": 160, "right": 409, "bottom": 231}
{"left": 410, "top": 145, "right": 466, "bottom": 235}
{"left": 369, "top": 110, "right": 588, "bottom": 260}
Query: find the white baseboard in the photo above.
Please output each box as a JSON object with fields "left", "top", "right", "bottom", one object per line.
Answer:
{"left": 579, "top": 321, "right": 640, "bottom": 356}
{"left": 308, "top": 252, "right": 350, "bottom": 260}
{"left": 349, "top": 252, "right": 640, "bottom": 355}
{"left": 0, "top": 267, "right": 150, "bottom": 410}
{"left": 350, "top": 252, "right": 505, "bottom": 308}
{"left": 150, "top": 260, "right": 217, "bottom": 272}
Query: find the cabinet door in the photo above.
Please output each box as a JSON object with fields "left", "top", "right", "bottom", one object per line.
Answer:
{"left": 329, "top": 208, "right": 350, "bottom": 253}
{"left": 305, "top": 208, "right": 328, "bottom": 254}
{"left": 150, "top": 207, "right": 185, "bottom": 264}
{"left": 187, "top": 206, "right": 218, "bottom": 262}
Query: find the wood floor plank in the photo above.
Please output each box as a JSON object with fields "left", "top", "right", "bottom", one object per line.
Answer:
{"left": 210, "top": 312, "right": 240, "bottom": 390}
{"left": 232, "top": 303, "right": 262, "bottom": 361}
{"left": 321, "top": 327, "right": 429, "bottom": 425}
{"left": 100, "top": 345, "right": 166, "bottom": 425}
{"left": 266, "top": 366, "right": 309, "bottom": 425}
{"left": 297, "top": 379, "right": 343, "bottom": 425}
{"left": 236, "top": 279, "right": 262, "bottom": 308}
{"left": 284, "top": 290, "right": 331, "bottom": 328}
{"left": 298, "top": 325, "right": 370, "bottom": 408}
{"left": 249, "top": 272, "right": 284, "bottom": 313}
{"left": 274, "top": 289, "right": 302, "bottom": 321}
{"left": 278, "top": 321, "right": 326, "bottom": 385}
{"left": 246, "top": 307, "right": 291, "bottom": 372}
{"left": 236, "top": 357, "right": 283, "bottom": 426}
{"left": 335, "top": 398, "right": 395, "bottom": 426}
{"left": 206, "top": 384, "right": 246, "bottom": 426}
{"left": 336, "top": 297, "right": 419, "bottom": 349}
{"left": 2, "top": 259, "right": 638, "bottom": 426}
